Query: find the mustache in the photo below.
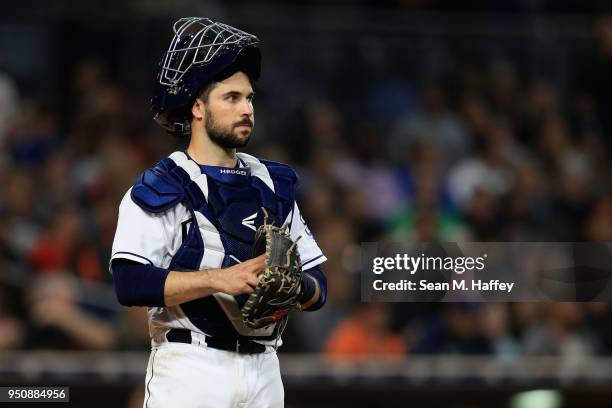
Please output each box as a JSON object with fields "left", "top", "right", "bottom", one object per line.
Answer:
{"left": 234, "top": 118, "right": 253, "bottom": 128}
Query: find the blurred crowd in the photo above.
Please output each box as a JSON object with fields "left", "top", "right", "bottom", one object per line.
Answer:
{"left": 0, "top": 12, "right": 611, "bottom": 365}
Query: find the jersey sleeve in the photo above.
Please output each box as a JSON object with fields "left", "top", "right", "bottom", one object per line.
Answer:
{"left": 289, "top": 202, "right": 327, "bottom": 269}
{"left": 110, "top": 188, "right": 178, "bottom": 269}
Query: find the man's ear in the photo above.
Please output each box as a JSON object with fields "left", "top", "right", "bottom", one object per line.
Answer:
{"left": 192, "top": 98, "right": 205, "bottom": 121}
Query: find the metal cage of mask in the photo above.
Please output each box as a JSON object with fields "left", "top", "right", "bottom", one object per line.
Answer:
{"left": 159, "top": 17, "right": 259, "bottom": 88}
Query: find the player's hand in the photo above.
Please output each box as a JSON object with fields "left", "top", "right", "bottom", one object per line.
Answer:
{"left": 209, "top": 254, "right": 265, "bottom": 296}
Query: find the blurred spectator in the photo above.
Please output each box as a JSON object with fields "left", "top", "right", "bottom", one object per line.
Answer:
{"left": 412, "top": 304, "right": 493, "bottom": 355}
{"left": 324, "top": 303, "right": 406, "bottom": 361}
{"left": 28, "top": 205, "right": 82, "bottom": 273}
{"left": 39, "top": 149, "right": 79, "bottom": 214}
{"left": 390, "top": 143, "right": 469, "bottom": 241}
{"left": 447, "top": 129, "right": 515, "bottom": 215}
{"left": 481, "top": 304, "right": 521, "bottom": 358}
{"left": 509, "top": 303, "right": 542, "bottom": 339}
{"left": 389, "top": 84, "right": 470, "bottom": 167}
{"left": 4, "top": 100, "right": 62, "bottom": 166}
{"left": 537, "top": 115, "right": 597, "bottom": 239}
{"left": 499, "top": 161, "right": 554, "bottom": 240}
{"left": 28, "top": 204, "right": 105, "bottom": 282}
{"left": 1, "top": 169, "right": 42, "bottom": 258}
{"left": 332, "top": 124, "right": 404, "bottom": 222}
{"left": 522, "top": 303, "right": 598, "bottom": 358}
{"left": 288, "top": 100, "right": 344, "bottom": 166}
{"left": 24, "top": 273, "right": 118, "bottom": 350}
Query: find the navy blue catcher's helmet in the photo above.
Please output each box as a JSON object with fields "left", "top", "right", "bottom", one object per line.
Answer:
{"left": 151, "top": 17, "right": 261, "bottom": 136}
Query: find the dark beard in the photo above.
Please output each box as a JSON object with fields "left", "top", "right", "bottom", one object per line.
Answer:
{"left": 205, "top": 109, "right": 252, "bottom": 149}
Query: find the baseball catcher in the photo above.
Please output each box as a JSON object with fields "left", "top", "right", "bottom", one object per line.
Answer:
{"left": 110, "top": 16, "right": 328, "bottom": 408}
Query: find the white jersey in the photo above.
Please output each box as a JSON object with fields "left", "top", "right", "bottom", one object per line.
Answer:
{"left": 111, "top": 151, "right": 326, "bottom": 345}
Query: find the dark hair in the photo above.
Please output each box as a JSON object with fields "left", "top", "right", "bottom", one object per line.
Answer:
{"left": 196, "top": 81, "right": 219, "bottom": 102}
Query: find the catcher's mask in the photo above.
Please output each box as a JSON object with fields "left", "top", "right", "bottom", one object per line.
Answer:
{"left": 151, "top": 17, "right": 261, "bottom": 137}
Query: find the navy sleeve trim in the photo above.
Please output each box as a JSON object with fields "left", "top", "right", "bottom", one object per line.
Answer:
{"left": 299, "top": 265, "right": 327, "bottom": 311}
{"left": 112, "top": 252, "right": 154, "bottom": 265}
{"left": 111, "top": 260, "right": 169, "bottom": 307}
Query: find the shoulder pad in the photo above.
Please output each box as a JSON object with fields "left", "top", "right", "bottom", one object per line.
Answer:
{"left": 259, "top": 159, "right": 298, "bottom": 204}
{"left": 131, "top": 159, "right": 184, "bottom": 213}
{"left": 259, "top": 159, "right": 299, "bottom": 186}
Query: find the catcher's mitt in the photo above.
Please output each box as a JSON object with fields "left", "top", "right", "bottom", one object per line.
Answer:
{"left": 241, "top": 209, "right": 301, "bottom": 329}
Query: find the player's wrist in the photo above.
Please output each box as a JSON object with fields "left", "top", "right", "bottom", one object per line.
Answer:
{"left": 202, "top": 269, "right": 222, "bottom": 293}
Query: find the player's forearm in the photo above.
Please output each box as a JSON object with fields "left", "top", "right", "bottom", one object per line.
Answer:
{"left": 163, "top": 269, "right": 222, "bottom": 307}
{"left": 111, "top": 265, "right": 227, "bottom": 308}
{"left": 112, "top": 256, "right": 262, "bottom": 308}
{"left": 112, "top": 262, "right": 220, "bottom": 307}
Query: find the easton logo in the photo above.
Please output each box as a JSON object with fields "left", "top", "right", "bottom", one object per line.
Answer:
{"left": 220, "top": 169, "right": 247, "bottom": 176}
{"left": 242, "top": 212, "right": 258, "bottom": 231}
